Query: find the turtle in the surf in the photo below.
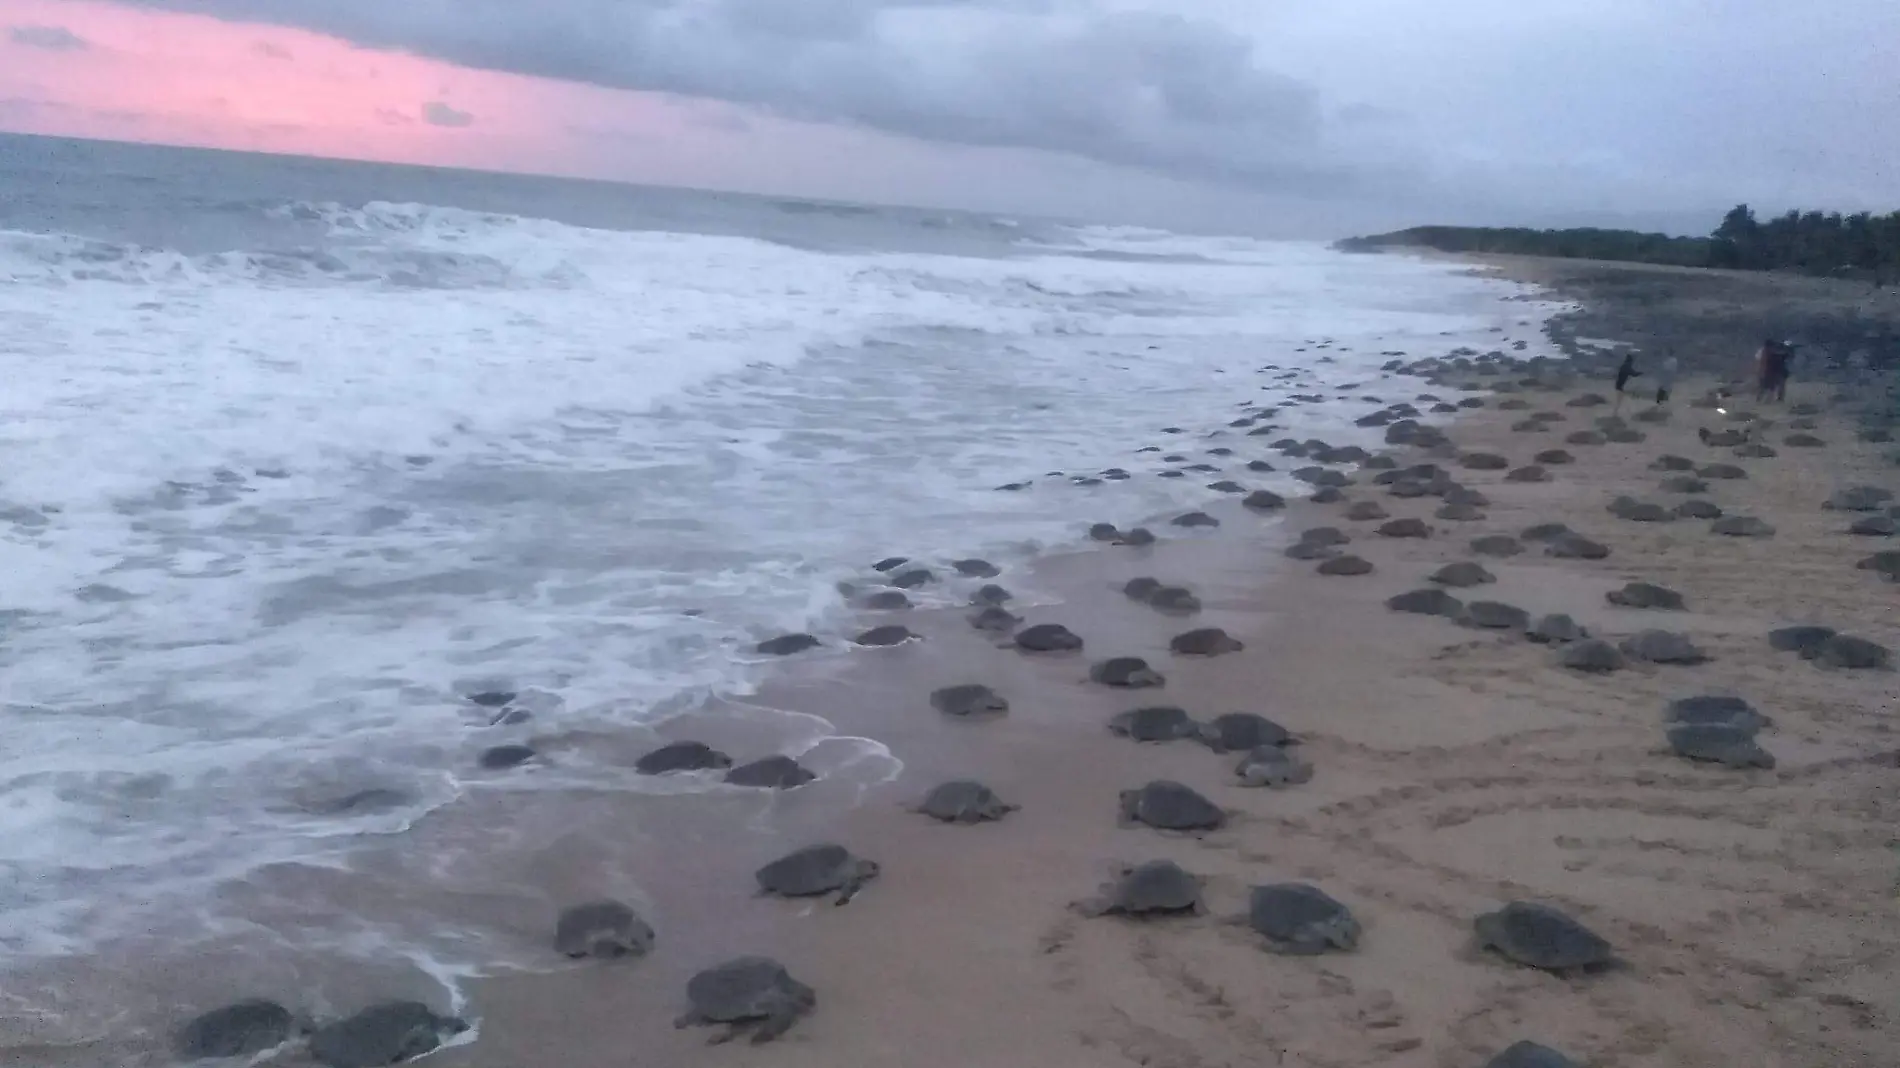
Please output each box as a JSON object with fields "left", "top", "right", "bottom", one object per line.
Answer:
{"left": 1473, "top": 901, "right": 1615, "bottom": 974}
{"left": 1109, "top": 705, "right": 1200, "bottom": 742}
{"left": 674, "top": 956, "right": 816, "bottom": 1045}
{"left": 723, "top": 755, "right": 817, "bottom": 789}
{"left": 1234, "top": 745, "right": 1314, "bottom": 788}
{"left": 1074, "top": 860, "right": 1204, "bottom": 917}
{"left": 174, "top": 1000, "right": 299, "bottom": 1061}
{"left": 1118, "top": 780, "right": 1225, "bottom": 831}
{"left": 754, "top": 844, "right": 880, "bottom": 905}
{"left": 1197, "top": 711, "right": 1293, "bottom": 752}
{"left": 1237, "top": 883, "right": 1360, "bottom": 954}
{"left": 913, "top": 780, "right": 1017, "bottom": 824}
{"left": 307, "top": 1002, "right": 467, "bottom": 1068}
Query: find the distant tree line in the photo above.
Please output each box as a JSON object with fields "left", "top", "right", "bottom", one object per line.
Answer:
{"left": 1336, "top": 205, "right": 1900, "bottom": 284}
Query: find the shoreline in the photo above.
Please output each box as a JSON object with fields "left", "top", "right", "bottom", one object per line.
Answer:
{"left": 14, "top": 256, "right": 1900, "bottom": 1067}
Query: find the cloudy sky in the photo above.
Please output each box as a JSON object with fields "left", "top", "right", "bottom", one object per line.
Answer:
{"left": 2, "top": 0, "right": 1895, "bottom": 235}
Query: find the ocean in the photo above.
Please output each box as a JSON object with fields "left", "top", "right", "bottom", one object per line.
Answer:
{"left": 0, "top": 133, "right": 1558, "bottom": 1052}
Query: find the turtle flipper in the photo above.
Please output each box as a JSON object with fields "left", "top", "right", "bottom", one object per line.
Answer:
{"left": 751, "top": 1006, "right": 801, "bottom": 1044}
{"left": 672, "top": 1010, "right": 705, "bottom": 1030}
{"left": 834, "top": 875, "right": 864, "bottom": 906}
{"left": 708, "top": 1021, "right": 750, "bottom": 1046}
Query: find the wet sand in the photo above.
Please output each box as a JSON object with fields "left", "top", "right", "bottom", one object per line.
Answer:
{"left": 438, "top": 353, "right": 1900, "bottom": 1068}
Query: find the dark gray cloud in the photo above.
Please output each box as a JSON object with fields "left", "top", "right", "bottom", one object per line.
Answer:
{"left": 422, "top": 101, "right": 475, "bottom": 128}
{"left": 119, "top": 0, "right": 1370, "bottom": 195}
{"left": 8, "top": 24, "right": 89, "bottom": 51}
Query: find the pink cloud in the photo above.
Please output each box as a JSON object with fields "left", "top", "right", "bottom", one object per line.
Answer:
{"left": 0, "top": 0, "right": 720, "bottom": 175}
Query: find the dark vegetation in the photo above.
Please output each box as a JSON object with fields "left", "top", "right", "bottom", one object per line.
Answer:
{"left": 1339, "top": 205, "right": 1900, "bottom": 283}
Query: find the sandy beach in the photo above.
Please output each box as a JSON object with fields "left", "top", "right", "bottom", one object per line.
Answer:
{"left": 23, "top": 257, "right": 1895, "bottom": 1068}
{"left": 402, "top": 264, "right": 1900, "bottom": 1068}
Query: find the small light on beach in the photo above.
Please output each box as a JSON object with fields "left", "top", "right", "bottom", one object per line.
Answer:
{"left": 1715, "top": 407, "right": 1728, "bottom": 415}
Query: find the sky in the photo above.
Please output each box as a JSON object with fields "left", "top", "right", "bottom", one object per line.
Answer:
{"left": 2, "top": 0, "right": 1896, "bottom": 236}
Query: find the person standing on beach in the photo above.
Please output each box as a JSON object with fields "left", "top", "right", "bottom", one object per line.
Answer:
{"left": 1613, "top": 352, "right": 1641, "bottom": 412}
{"left": 1755, "top": 338, "right": 1793, "bottom": 403}
{"left": 1654, "top": 354, "right": 1679, "bottom": 405}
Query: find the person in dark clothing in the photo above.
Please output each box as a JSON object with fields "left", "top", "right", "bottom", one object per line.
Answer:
{"left": 1612, "top": 352, "right": 1641, "bottom": 412}
{"left": 1756, "top": 338, "right": 1793, "bottom": 403}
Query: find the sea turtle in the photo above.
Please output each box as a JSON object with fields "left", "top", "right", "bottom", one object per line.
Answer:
{"left": 1387, "top": 588, "right": 1465, "bottom": 618}
{"left": 1667, "top": 724, "right": 1775, "bottom": 769}
{"left": 969, "top": 606, "right": 1022, "bottom": 632}
{"left": 1473, "top": 901, "right": 1614, "bottom": 974}
{"left": 1118, "top": 780, "right": 1225, "bottom": 831}
{"left": 1527, "top": 614, "right": 1586, "bottom": 644}
{"left": 1198, "top": 712, "right": 1293, "bottom": 752}
{"left": 971, "top": 584, "right": 1012, "bottom": 606}
{"left": 1378, "top": 518, "right": 1432, "bottom": 539}
{"left": 1484, "top": 1041, "right": 1582, "bottom": 1068}
{"left": 1463, "top": 601, "right": 1529, "bottom": 630}
{"left": 1016, "top": 623, "right": 1084, "bottom": 652}
{"left": 1318, "top": 555, "right": 1374, "bottom": 576}
{"left": 1074, "top": 860, "right": 1204, "bottom": 917}
{"left": 674, "top": 956, "right": 815, "bottom": 1045}
{"left": 1090, "top": 657, "right": 1166, "bottom": 688}
{"left": 1298, "top": 527, "right": 1350, "bottom": 547}
{"left": 308, "top": 1002, "right": 467, "bottom": 1068}
{"left": 756, "top": 633, "right": 821, "bottom": 656}
{"left": 1665, "top": 696, "right": 1769, "bottom": 732}
{"left": 1711, "top": 515, "right": 1775, "bottom": 538}
{"left": 1147, "top": 586, "right": 1203, "bottom": 613}
{"left": 1345, "top": 501, "right": 1390, "bottom": 521}
{"left": 1826, "top": 486, "right": 1894, "bottom": 512}
{"left": 1471, "top": 535, "right": 1524, "bottom": 557}
{"left": 855, "top": 624, "right": 918, "bottom": 647}
{"left": 174, "top": 1000, "right": 297, "bottom": 1061}
{"left": 1123, "top": 577, "right": 1163, "bottom": 600}
{"left": 1804, "top": 634, "right": 1891, "bottom": 669}
{"left": 1545, "top": 534, "right": 1610, "bottom": 560}
{"left": 1109, "top": 706, "right": 1200, "bottom": 742}
{"left": 1620, "top": 630, "right": 1708, "bottom": 664}
{"left": 554, "top": 899, "right": 655, "bottom": 959}
{"left": 755, "top": 844, "right": 880, "bottom": 905}
{"left": 913, "top": 780, "right": 1017, "bottom": 823}
{"left": 1768, "top": 625, "right": 1836, "bottom": 653}
{"left": 1285, "top": 540, "right": 1340, "bottom": 560}
{"left": 953, "top": 558, "right": 1000, "bottom": 578}
{"left": 931, "top": 684, "right": 1009, "bottom": 717}
{"left": 1239, "top": 883, "right": 1360, "bottom": 954}
{"left": 1675, "top": 499, "right": 1723, "bottom": 519}
{"left": 1235, "top": 745, "right": 1313, "bottom": 788}
{"left": 1170, "top": 628, "right": 1244, "bottom": 656}
{"left": 1606, "top": 582, "right": 1685, "bottom": 610}
{"left": 1560, "top": 639, "right": 1625, "bottom": 673}
{"left": 1437, "top": 502, "right": 1487, "bottom": 521}
{"left": 724, "top": 755, "right": 817, "bottom": 789}
{"left": 636, "top": 741, "right": 733, "bottom": 775}
{"left": 1650, "top": 454, "right": 1696, "bottom": 471}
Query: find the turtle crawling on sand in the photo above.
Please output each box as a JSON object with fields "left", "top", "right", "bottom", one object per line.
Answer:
{"left": 1238, "top": 883, "right": 1360, "bottom": 954}
{"left": 1474, "top": 901, "right": 1614, "bottom": 974}
{"left": 1119, "top": 780, "right": 1225, "bottom": 831}
{"left": 1074, "top": 860, "right": 1204, "bottom": 917}
{"left": 675, "top": 956, "right": 815, "bottom": 1045}
{"left": 1198, "top": 712, "right": 1293, "bottom": 752}
{"left": 1484, "top": 1041, "right": 1582, "bottom": 1068}
{"left": 1234, "top": 745, "right": 1313, "bottom": 788}
{"left": 755, "top": 844, "right": 880, "bottom": 905}
{"left": 1109, "top": 706, "right": 1200, "bottom": 742}
{"left": 913, "top": 780, "right": 1017, "bottom": 823}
